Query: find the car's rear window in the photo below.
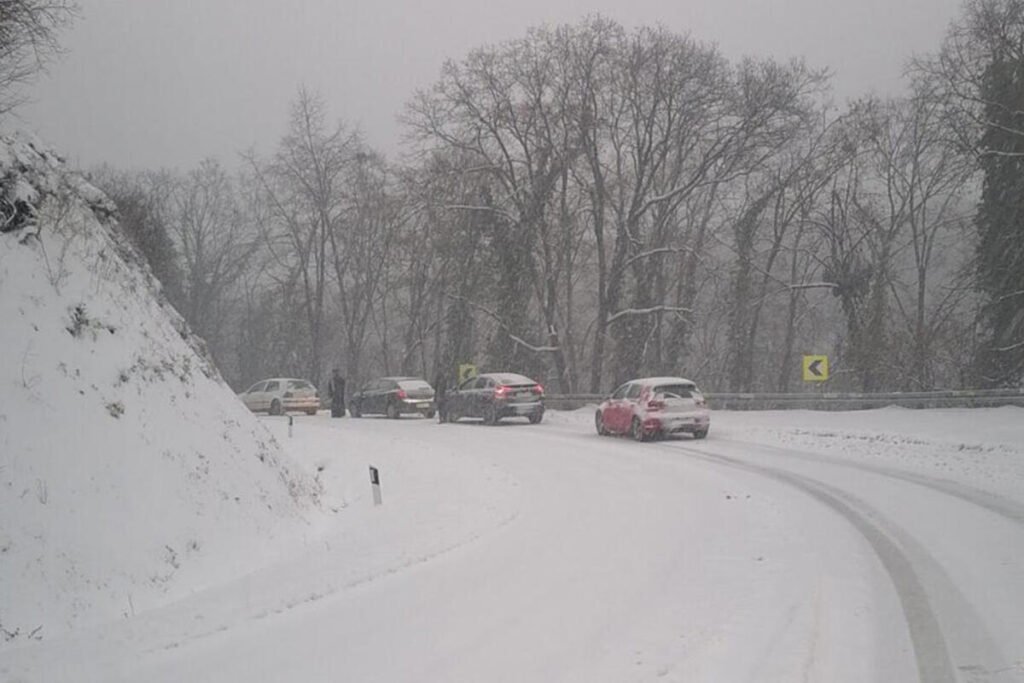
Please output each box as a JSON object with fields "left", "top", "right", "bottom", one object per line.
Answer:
{"left": 653, "top": 384, "right": 697, "bottom": 398}
{"left": 493, "top": 374, "right": 535, "bottom": 386}
{"left": 289, "top": 380, "right": 313, "bottom": 390}
{"left": 398, "top": 380, "right": 432, "bottom": 391}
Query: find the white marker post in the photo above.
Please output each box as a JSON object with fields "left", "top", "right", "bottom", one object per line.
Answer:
{"left": 369, "top": 465, "right": 382, "bottom": 506}
{"left": 288, "top": 415, "right": 294, "bottom": 438}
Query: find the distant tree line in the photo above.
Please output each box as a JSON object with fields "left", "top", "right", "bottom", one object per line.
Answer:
{"left": 82, "top": 5, "right": 1024, "bottom": 393}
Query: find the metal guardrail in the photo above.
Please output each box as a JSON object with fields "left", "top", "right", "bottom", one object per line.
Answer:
{"left": 543, "top": 389, "right": 1024, "bottom": 411}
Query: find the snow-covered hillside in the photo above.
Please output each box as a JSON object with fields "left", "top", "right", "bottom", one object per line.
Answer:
{"left": 0, "top": 136, "right": 320, "bottom": 647}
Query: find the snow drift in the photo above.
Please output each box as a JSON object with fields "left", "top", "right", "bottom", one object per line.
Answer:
{"left": 0, "top": 135, "right": 319, "bottom": 647}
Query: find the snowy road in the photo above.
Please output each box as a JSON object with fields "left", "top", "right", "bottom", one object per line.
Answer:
{"left": 4, "top": 408, "right": 1024, "bottom": 682}
{"left": 662, "top": 436, "right": 1024, "bottom": 682}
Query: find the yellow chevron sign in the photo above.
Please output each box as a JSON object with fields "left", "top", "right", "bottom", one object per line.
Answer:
{"left": 802, "top": 355, "right": 829, "bottom": 382}
{"left": 458, "top": 363, "right": 478, "bottom": 384}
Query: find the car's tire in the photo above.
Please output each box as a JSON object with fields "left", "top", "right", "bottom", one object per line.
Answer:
{"left": 693, "top": 429, "right": 708, "bottom": 440}
{"left": 631, "top": 416, "right": 648, "bottom": 442}
{"left": 387, "top": 402, "right": 400, "bottom": 419}
{"left": 528, "top": 410, "right": 543, "bottom": 425}
{"left": 595, "top": 411, "right": 608, "bottom": 435}
{"left": 269, "top": 399, "right": 282, "bottom": 416}
{"left": 425, "top": 409, "right": 436, "bottom": 419}
{"left": 483, "top": 403, "right": 499, "bottom": 425}
{"left": 306, "top": 409, "right": 317, "bottom": 416}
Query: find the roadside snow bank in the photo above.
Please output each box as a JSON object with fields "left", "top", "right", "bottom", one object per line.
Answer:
{"left": 0, "top": 135, "right": 319, "bottom": 647}
{"left": 547, "top": 406, "right": 1024, "bottom": 497}
{"left": 708, "top": 407, "right": 1024, "bottom": 497}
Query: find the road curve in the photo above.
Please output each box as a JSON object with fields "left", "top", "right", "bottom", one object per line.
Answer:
{"left": 656, "top": 435, "right": 1024, "bottom": 683}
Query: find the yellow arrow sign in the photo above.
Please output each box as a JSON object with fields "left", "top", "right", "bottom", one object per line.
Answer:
{"left": 802, "top": 355, "right": 829, "bottom": 382}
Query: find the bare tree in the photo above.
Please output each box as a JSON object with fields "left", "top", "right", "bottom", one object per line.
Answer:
{"left": 918, "top": 0, "right": 1024, "bottom": 385}
{"left": 405, "top": 25, "right": 580, "bottom": 388}
{"left": 0, "top": 0, "right": 77, "bottom": 113}
{"left": 247, "top": 88, "right": 358, "bottom": 384}
{"left": 330, "top": 148, "right": 401, "bottom": 384}
{"left": 171, "top": 159, "right": 257, "bottom": 368}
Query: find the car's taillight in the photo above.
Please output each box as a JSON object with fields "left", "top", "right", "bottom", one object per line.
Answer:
{"left": 695, "top": 396, "right": 706, "bottom": 407}
{"left": 397, "top": 389, "right": 407, "bottom": 400}
{"left": 532, "top": 384, "right": 544, "bottom": 395}
{"left": 494, "top": 385, "right": 511, "bottom": 398}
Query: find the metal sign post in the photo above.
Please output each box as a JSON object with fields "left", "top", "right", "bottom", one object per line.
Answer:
{"left": 369, "top": 465, "right": 382, "bottom": 506}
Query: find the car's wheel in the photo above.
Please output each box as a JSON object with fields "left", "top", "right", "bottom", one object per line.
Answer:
{"left": 693, "top": 429, "right": 708, "bottom": 440}
{"left": 631, "top": 416, "right": 648, "bottom": 442}
{"left": 269, "top": 399, "right": 282, "bottom": 416}
{"left": 595, "top": 411, "right": 608, "bottom": 435}
{"left": 483, "top": 403, "right": 499, "bottom": 425}
{"left": 387, "top": 401, "right": 400, "bottom": 419}
{"left": 528, "top": 410, "right": 543, "bottom": 425}
{"left": 425, "top": 409, "right": 436, "bottom": 419}
{"left": 306, "top": 409, "right": 317, "bottom": 416}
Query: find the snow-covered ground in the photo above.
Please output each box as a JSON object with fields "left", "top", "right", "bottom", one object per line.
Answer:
{"left": 3, "top": 406, "right": 1023, "bottom": 682}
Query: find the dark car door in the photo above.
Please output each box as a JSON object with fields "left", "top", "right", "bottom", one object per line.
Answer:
{"left": 369, "top": 380, "right": 387, "bottom": 414}
{"left": 381, "top": 379, "right": 400, "bottom": 413}
{"left": 450, "top": 376, "right": 477, "bottom": 418}
{"left": 353, "top": 381, "right": 370, "bottom": 414}
{"left": 468, "top": 376, "right": 491, "bottom": 417}
{"left": 357, "top": 380, "right": 380, "bottom": 415}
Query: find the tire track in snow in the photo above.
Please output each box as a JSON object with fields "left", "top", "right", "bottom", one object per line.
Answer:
{"left": 663, "top": 444, "right": 962, "bottom": 683}
{"left": 710, "top": 436, "right": 1024, "bottom": 526}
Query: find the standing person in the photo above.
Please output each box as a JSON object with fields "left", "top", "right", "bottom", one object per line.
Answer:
{"left": 433, "top": 371, "right": 448, "bottom": 423}
{"left": 327, "top": 368, "right": 346, "bottom": 418}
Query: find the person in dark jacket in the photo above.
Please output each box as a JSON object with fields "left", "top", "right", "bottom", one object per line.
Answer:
{"left": 327, "top": 368, "right": 346, "bottom": 418}
{"left": 433, "top": 371, "right": 449, "bottom": 423}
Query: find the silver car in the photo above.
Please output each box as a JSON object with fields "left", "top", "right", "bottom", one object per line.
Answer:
{"left": 239, "top": 378, "right": 320, "bottom": 416}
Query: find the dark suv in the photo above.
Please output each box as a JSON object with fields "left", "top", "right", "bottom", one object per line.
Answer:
{"left": 350, "top": 377, "right": 436, "bottom": 419}
{"left": 445, "top": 373, "right": 544, "bottom": 425}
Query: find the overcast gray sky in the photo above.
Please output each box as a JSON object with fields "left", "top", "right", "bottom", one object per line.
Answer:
{"left": 15, "top": 0, "right": 964, "bottom": 171}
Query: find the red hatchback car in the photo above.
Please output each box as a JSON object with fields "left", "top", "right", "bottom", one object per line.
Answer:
{"left": 595, "top": 377, "right": 710, "bottom": 441}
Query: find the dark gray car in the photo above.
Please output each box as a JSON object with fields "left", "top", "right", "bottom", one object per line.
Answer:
{"left": 446, "top": 372, "right": 544, "bottom": 425}
{"left": 350, "top": 377, "right": 436, "bottom": 419}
